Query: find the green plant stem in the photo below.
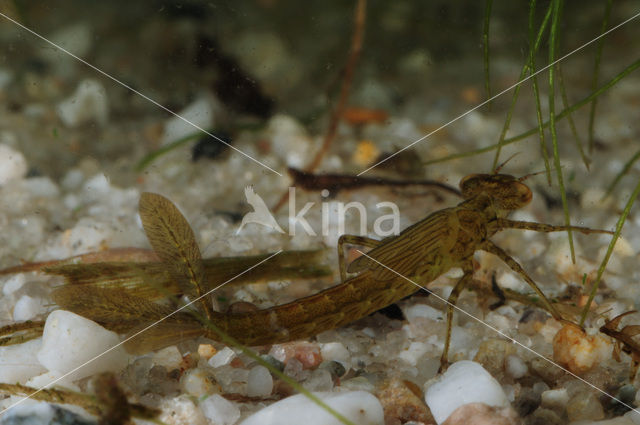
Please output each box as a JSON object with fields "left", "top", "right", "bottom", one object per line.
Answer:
{"left": 604, "top": 149, "right": 640, "bottom": 197}
{"left": 529, "top": 0, "right": 553, "bottom": 185}
{"left": 136, "top": 132, "right": 203, "bottom": 171}
{"left": 423, "top": 58, "right": 640, "bottom": 167}
{"left": 557, "top": 65, "right": 590, "bottom": 170}
{"left": 548, "top": 0, "right": 575, "bottom": 264}
{"left": 580, "top": 178, "right": 640, "bottom": 326}
{"left": 588, "top": 0, "right": 613, "bottom": 153}
{"left": 491, "top": 0, "right": 552, "bottom": 172}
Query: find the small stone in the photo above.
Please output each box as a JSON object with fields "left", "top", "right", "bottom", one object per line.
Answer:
{"left": 159, "top": 395, "right": 207, "bottom": 425}
{"left": 403, "top": 304, "right": 443, "bottom": 323}
{"left": 553, "top": 323, "right": 612, "bottom": 375}
{"left": 13, "top": 295, "right": 46, "bottom": 322}
{"left": 247, "top": 365, "right": 273, "bottom": 397}
{"left": 302, "top": 368, "right": 334, "bottom": 392}
{"left": 540, "top": 388, "right": 569, "bottom": 409}
{"left": 513, "top": 387, "right": 540, "bottom": 417}
{"left": 377, "top": 378, "right": 433, "bottom": 425}
{"left": 2, "top": 274, "right": 26, "bottom": 295}
{"left": 0, "top": 144, "right": 28, "bottom": 185}
{"left": 398, "top": 341, "right": 429, "bottom": 366}
{"left": 152, "top": 346, "right": 183, "bottom": 371}
{"left": 425, "top": 361, "right": 510, "bottom": 424}
{"left": 0, "top": 338, "right": 46, "bottom": 384}
{"left": 319, "top": 360, "right": 347, "bottom": 378}
{"left": 320, "top": 342, "right": 351, "bottom": 371}
{"left": 269, "top": 341, "right": 322, "bottom": 369}
{"left": 57, "top": 79, "right": 109, "bottom": 127}
{"left": 199, "top": 394, "right": 240, "bottom": 425}
{"left": 25, "top": 370, "right": 80, "bottom": 392}
{"left": 473, "top": 339, "right": 516, "bottom": 378}
{"left": 209, "top": 347, "right": 236, "bottom": 368}
{"left": 441, "top": 402, "right": 520, "bottom": 425}
{"left": 239, "top": 391, "right": 384, "bottom": 425}
{"left": 259, "top": 354, "right": 285, "bottom": 372}
{"left": 36, "top": 310, "right": 128, "bottom": 381}
{"left": 197, "top": 344, "right": 216, "bottom": 360}
{"left": 180, "top": 368, "right": 220, "bottom": 398}
{"left": 161, "top": 96, "right": 216, "bottom": 145}
{"left": 566, "top": 391, "right": 605, "bottom": 422}
{"left": 505, "top": 355, "right": 528, "bottom": 379}
{"left": 528, "top": 407, "right": 563, "bottom": 425}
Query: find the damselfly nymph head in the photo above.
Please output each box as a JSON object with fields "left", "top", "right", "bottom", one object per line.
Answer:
{"left": 459, "top": 173, "right": 532, "bottom": 210}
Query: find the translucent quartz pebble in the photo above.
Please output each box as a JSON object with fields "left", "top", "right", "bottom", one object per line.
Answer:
{"left": 239, "top": 391, "right": 384, "bottom": 425}
{"left": 246, "top": 365, "right": 273, "bottom": 397}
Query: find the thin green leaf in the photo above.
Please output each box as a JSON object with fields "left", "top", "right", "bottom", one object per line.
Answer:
{"left": 588, "top": 0, "right": 613, "bottom": 153}
{"left": 423, "top": 58, "right": 640, "bottom": 167}
{"left": 548, "top": 0, "right": 576, "bottom": 263}
{"left": 580, "top": 178, "right": 640, "bottom": 326}
{"left": 135, "top": 131, "right": 202, "bottom": 171}
{"left": 491, "top": 0, "right": 552, "bottom": 172}
{"left": 604, "top": 149, "right": 640, "bottom": 198}
{"left": 529, "top": 0, "right": 553, "bottom": 185}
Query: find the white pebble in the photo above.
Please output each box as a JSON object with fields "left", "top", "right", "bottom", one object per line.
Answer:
{"left": 541, "top": 388, "right": 569, "bottom": 409}
{"left": 152, "top": 346, "right": 182, "bottom": 370}
{"left": 0, "top": 338, "right": 46, "bottom": 384}
{"left": 13, "top": 295, "right": 46, "bottom": 322}
{"left": 398, "top": 341, "right": 429, "bottom": 366}
{"left": 200, "top": 394, "right": 240, "bottom": 425}
{"left": 82, "top": 173, "right": 111, "bottom": 196}
{"left": 425, "top": 360, "right": 509, "bottom": 424}
{"left": 3, "top": 274, "right": 26, "bottom": 295}
{"left": 0, "top": 402, "right": 60, "bottom": 424}
{"left": 247, "top": 365, "right": 273, "bottom": 397}
{"left": 180, "top": 369, "right": 219, "bottom": 398}
{"left": 497, "top": 271, "right": 528, "bottom": 292}
{"left": 36, "top": 310, "right": 128, "bottom": 381}
{"left": 239, "top": 391, "right": 384, "bottom": 425}
{"left": 320, "top": 342, "right": 351, "bottom": 371}
{"left": 162, "top": 96, "right": 216, "bottom": 145}
{"left": 57, "top": 79, "right": 109, "bottom": 127}
{"left": 24, "top": 177, "right": 60, "bottom": 198}
{"left": 403, "top": 304, "right": 443, "bottom": 323}
{"left": 61, "top": 169, "right": 85, "bottom": 191}
{"left": 159, "top": 395, "right": 207, "bottom": 425}
{"left": 26, "top": 370, "right": 80, "bottom": 391}
{"left": 505, "top": 355, "right": 528, "bottom": 379}
{"left": 209, "top": 347, "right": 236, "bottom": 368}
{"left": 303, "top": 369, "right": 334, "bottom": 392}
{"left": 266, "top": 115, "right": 312, "bottom": 168}
{"left": 0, "top": 144, "right": 27, "bottom": 184}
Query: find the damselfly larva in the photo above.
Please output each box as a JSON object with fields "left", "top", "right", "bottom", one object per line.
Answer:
{"left": 338, "top": 172, "right": 613, "bottom": 369}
